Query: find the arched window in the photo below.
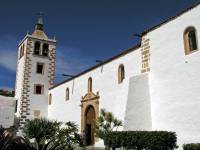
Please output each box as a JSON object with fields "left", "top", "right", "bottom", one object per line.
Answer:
{"left": 42, "top": 43, "right": 49, "bottom": 57}
{"left": 34, "top": 41, "right": 40, "bottom": 55}
{"left": 20, "top": 47, "right": 23, "bottom": 58}
{"left": 66, "top": 88, "right": 69, "bottom": 101}
{"left": 88, "top": 77, "right": 92, "bottom": 92}
{"left": 49, "top": 94, "right": 52, "bottom": 105}
{"left": 118, "top": 64, "right": 125, "bottom": 84}
{"left": 184, "top": 27, "right": 198, "bottom": 55}
{"left": 19, "top": 44, "right": 24, "bottom": 58}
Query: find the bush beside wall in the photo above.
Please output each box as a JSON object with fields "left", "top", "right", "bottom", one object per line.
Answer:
{"left": 183, "top": 144, "right": 200, "bottom": 150}
{"left": 104, "top": 131, "right": 178, "bottom": 150}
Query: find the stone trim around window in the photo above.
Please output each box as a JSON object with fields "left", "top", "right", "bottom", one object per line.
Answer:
{"left": 34, "top": 84, "right": 44, "bottom": 95}
{"left": 34, "top": 110, "right": 41, "bottom": 119}
{"left": 118, "top": 64, "right": 125, "bottom": 84}
{"left": 36, "top": 62, "right": 45, "bottom": 74}
{"left": 49, "top": 94, "right": 52, "bottom": 105}
{"left": 184, "top": 26, "right": 198, "bottom": 55}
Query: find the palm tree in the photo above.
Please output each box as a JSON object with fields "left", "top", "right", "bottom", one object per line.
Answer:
{"left": 94, "top": 109, "right": 122, "bottom": 150}
{"left": 94, "top": 108, "right": 122, "bottom": 139}
{"left": 0, "top": 126, "right": 13, "bottom": 150}
{"left": 22, "top": 118, "right": 83, "bottom": 150}
{"left": 55, "top": 121, "right": 83, "bottom": 150}
{"left": 0, "top": 126, "right": 31, "bottom": 150}
{"left": 22, "top": 118, "right": 61, "bottom": 144}
{"left": 0, "top": 119, "right": 83, "bottom": 150}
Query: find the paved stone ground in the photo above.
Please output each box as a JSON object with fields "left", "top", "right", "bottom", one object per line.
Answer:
{"left": 87, "top": 147, "right": 105, "bottom": 150}
{"left": 75, "top": 146, "right": 105, "bottom": 150}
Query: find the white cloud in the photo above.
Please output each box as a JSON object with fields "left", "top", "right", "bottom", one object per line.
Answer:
{"left": 55, "top": 46, "right": 94, "bottom": 81}
{"left": 0, "top": 49, "right": 17, "bottom": 71}
{"left": 0, "top": 35, "right": 18, "bottom": 72}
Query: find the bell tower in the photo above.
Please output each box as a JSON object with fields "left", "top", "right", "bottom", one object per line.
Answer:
{"left": 15, "top": 15, "right": 56, "bottom": 129}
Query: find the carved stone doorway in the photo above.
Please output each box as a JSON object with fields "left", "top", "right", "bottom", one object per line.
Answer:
{"left": 80, "top": 91, "right": 99, "bottom": 146}
{"left": 85, "top": 105, "right": 95, "bottom": 145}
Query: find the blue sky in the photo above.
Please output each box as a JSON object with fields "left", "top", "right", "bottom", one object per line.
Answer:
{"left": 0, "top": 0, "right": 198, "bottom": 89}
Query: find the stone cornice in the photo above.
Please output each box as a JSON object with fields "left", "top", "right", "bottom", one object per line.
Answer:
{"left": 19, "top": 34, "right": 56, "bottom": 46}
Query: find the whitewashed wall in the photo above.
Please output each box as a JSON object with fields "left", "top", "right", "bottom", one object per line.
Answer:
{"left": 124, "top": 73, "right": 151, "bottom": 131}
{"left": 0, "top": 95, "right": 16, "bottom": 128}
{"left": 147, "top": 5, "right": 200, "bottom": 147}
{"left": 48, "top": 47, "right": 141, "bottom": 130}
{"left": 15, "top": 39, "right": 27, "bottom": 117}
{"left": 28, "top": 37, "right": 56, "bottom": 119}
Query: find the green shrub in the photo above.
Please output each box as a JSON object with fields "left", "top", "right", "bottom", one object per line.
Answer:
{"left": 183, "top": 143, "right": 200, "bottom": 150}
{"left": 104, "top": 131, "right": 178, "bottom": 150}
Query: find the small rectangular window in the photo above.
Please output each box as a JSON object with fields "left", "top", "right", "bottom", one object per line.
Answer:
{"left": 34, "top": 84, "right": 44, "bottom": 95}
{"left": 36, "top": 63, "right": 44, "bottom": 74}
{"left": 34, "top": 110, "right": 40, "bottom": 119}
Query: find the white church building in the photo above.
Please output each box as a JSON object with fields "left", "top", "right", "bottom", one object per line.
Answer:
{"left": 15, "top": 2, "right": 200, "bottom": 147}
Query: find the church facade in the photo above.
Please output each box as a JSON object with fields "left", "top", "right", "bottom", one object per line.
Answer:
{"left": 15, "top": 2, "right": 200, "bottom": 148}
